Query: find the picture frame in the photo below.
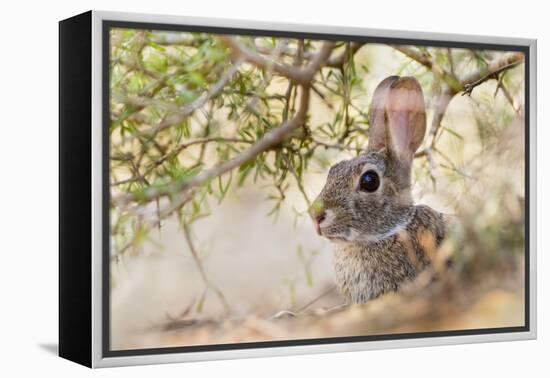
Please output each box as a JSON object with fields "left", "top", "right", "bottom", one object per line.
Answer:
{"left": 59, "top": 10, "right": 537, "bottom": 368}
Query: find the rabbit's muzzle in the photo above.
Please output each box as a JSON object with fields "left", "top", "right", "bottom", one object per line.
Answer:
{"left": 309, "top": 201, "right": 351, "bottom": 242}
{"left": 309, "top": 199, "right": 326, "bottom": 235}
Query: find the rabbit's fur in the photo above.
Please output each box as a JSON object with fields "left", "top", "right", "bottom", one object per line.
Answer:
{"left": 310, "top": 76, "right": 447, "bottom": 304}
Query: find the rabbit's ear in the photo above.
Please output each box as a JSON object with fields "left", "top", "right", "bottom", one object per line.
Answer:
{"left": 368, "top": 76, "right": 400, "bottom": 151}
{"left": 385, "top": 77, "right": 426, "bottom": 165}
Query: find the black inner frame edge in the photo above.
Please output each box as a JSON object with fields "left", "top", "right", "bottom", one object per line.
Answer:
{"left": 101, "top": 19, "right": 531, "bottom": 358}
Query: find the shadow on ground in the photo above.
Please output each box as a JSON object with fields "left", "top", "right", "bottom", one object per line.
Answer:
{"left": 38, "top": 343, "right": 58, "bottom": 356}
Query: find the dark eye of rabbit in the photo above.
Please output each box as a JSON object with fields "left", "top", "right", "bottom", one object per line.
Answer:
{"left": 359, "top": 170, "right": 380, "bottom": 192}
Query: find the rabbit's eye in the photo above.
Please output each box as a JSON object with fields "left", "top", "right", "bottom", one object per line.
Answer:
{"left": 359, "top": 170, "right": 380, "bottom": 192}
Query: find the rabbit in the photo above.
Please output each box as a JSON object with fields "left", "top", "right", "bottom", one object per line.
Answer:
{"left": 309, "top": 76, "right": 447, "bottom": 304}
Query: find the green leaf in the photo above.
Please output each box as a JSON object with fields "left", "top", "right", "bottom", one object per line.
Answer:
{"left": 443, "top": 126, "right": 464, "bottom": 140}
{"left": 305, "top": 267, "right": 314, "bottom": 287}
{"left": 148, "top": 41, "right": 166, "bottom": 52}
{"left": 217, "top": 172, "right": 232, "bottom": 203}
{"left": 187, "top": 72, "right": 207, "bottom": 88}
{"left": 196, "top": 291, "right": 206, "bottom": 313}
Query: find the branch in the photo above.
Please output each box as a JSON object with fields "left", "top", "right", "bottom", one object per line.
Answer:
{"left": 113, "top": 41, "right": 335, "bottom": 207}
{"left": 219, "top": 36, "right": 335, "bottom": 85}
{"left": 148, "top": 33, "right": 199, "bottom": 46}
{"left": 183, "top": 223, "right": 230, "bottom": 315}
{"left": 110, "top": 188, "right": 197, "bottom": 262}
{"left": 392, "top": 45, "right": 462, "bottom": 92}
{"left": 312, "top": 138, "right": 363, "bottom": 153}
{"left": 111, "top": 137, "right": 254, "bottom": 186}
{"left": 461, "top": 51, "right": 524, "bottom": 84}
{"left": 326, "top": 42, "right": 365, "bottom": 69}
{"left": 392, "top": 45, "right": 433, "bottom": 68}
{"left": 112, "top": 86, "right": 311, "bottom": 207}
{"left": 494, "top": 75, "right": 521, "bottom": 115}
{"left": 414, "top": 87, "right": 453, "bottom": 178}
{"left": 254, "top": 42, "right": 309, "bottom": 60}
{"left": 113, "top": 59, "right": 244, "bottom": 149}
{"left": 148, "top": 60, "right": 243, "bottom": 135}
{"left": 429, "top": 88, "right": 454, "bottom": 141}
{"left": 253, "top": 41, "right": 364, "bottom": 69}
{"left": 461, "top": 52, "right": 524, "bottom": 96}
{"left": 393, "top": 46, "right": 524, "bottom": 97}
{"left": 282, "top": 154, "right": 311, "bottom": 208}
{"left": 114, "top": 39, "right": 334, "bottom": 147}
{"left": 394, "top": 48, "right": 524, "bottom": 160}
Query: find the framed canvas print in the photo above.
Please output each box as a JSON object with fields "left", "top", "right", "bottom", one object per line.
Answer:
{"left": 59, "top": 10, "right": 537, "bottom": 368}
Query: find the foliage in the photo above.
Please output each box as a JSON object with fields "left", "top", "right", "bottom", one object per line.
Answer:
{"left": 109, "top": 28, "right": 525, "bottom": 269}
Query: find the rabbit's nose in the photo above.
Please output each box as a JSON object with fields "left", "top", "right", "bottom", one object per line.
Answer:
{"left": 309, "top": 200, "right": 326, "bottom": 235}
{"left": 315, "top": 211, "right": 326, "bottom": 224}
{"left": 313, "top": 211, "right": 326, "bottom": 235}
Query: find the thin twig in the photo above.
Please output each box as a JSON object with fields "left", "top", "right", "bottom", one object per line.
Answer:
{"left": 115, "top": 59, "right": 244, "bottom": 147}
{"left": 113, "top": 43, "right": 337, "bottom": 207}
{"left": 182, "top": 223, "right": 231, "bottom": 315}
{"left": 295, "top": 285, "right": 336, "bottom": 313}
{"left": 460, "top": 51, "right": 524, "bottom": 91}
{"left": 429, "top": 88, "right": 454, "bottom": 143}
{"left": 111, "top": 137, "right": 254, "bottom": 186}
{"left": 283, "top": 155, "right": 311, "bottom": 208}
{"left": 219, "top": 36, "right": 335, "bottom": 85}
{"left": 392, "top": 45, "right": 461, "bottom": 92}
{"left": 326, "top": 42, "right": 365, "bottom": 69}
{"left": 113, "top": 86, "right": 311, "bottom": 207}
{"left": 462, "top": 60, "right": 523, "bottom": 96}
{"left": 312, "top": 138, "right": 363, "bottom": 153}
{"left": 110, "top": 189, "right": 197, "bottom": 262}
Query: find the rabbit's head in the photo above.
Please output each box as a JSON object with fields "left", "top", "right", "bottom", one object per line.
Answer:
{"left": 310, "top": 76, "right": 427, "bottom": 243}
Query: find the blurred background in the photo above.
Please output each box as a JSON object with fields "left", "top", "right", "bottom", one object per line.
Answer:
{"left": 108, "top": 28, "right": 526, "bottom": 350}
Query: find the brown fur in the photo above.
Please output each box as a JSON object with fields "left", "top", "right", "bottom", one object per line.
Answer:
{"left": 333, "top": 205, "right": 446, "bottom": 303}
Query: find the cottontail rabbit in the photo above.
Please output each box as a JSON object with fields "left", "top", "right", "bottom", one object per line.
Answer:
{"left": 310, "top": 76, "right": 447, "bottom": 304}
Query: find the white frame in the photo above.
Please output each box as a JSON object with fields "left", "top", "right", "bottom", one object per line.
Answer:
{"left": 90, "top": 10, "right": 537, "bottom": 368}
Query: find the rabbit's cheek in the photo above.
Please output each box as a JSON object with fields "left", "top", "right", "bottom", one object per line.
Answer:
{"left": 346, "top": 229, "right": 361, "bottom": 242}
{"left": 317, "top": 215, "right": 354, "bottom": 241}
